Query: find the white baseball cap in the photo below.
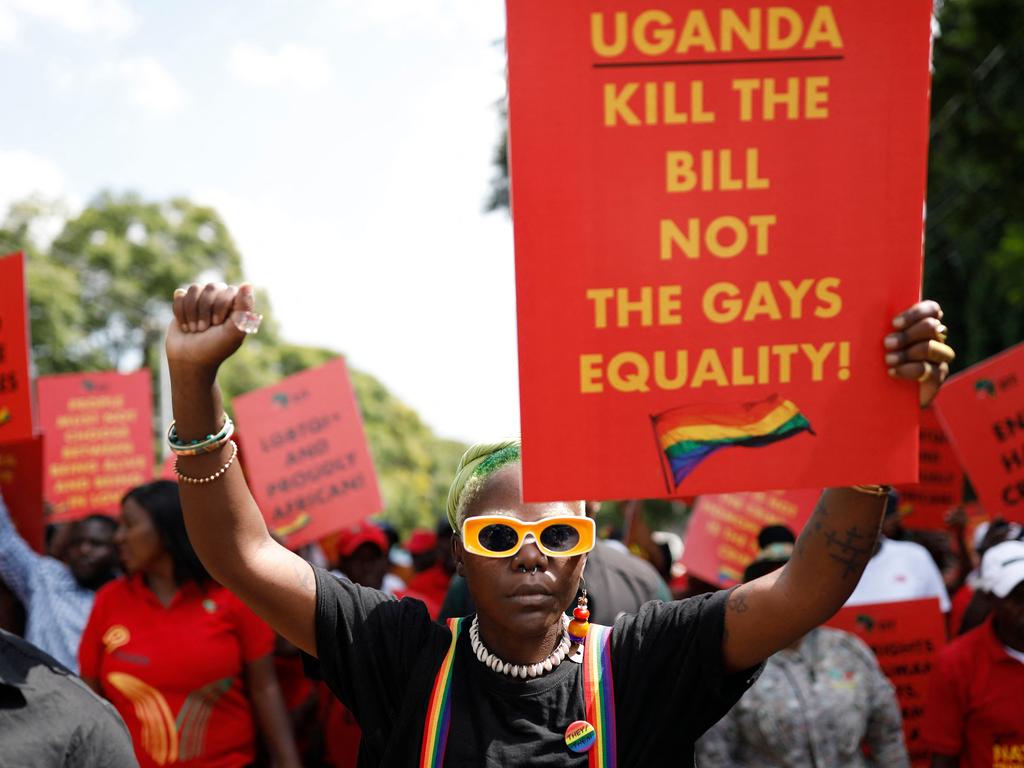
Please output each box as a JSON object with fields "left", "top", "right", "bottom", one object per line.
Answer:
{"left": 981, "top": 540, "right": 1024, "bottom": 598}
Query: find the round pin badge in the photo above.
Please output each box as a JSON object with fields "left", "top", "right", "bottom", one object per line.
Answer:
{"left": 564, "top": 720, "right": 596, "bottom": 753}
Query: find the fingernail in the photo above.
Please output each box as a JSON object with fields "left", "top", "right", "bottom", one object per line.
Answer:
{"left": 888, "top": 368, "right": 897, "bottom": 377}
{"left": 180, "top": 324, "right": 189, "bottom": 333}
{"left": 892, "top": 316, "right": 906, "bottom": 328}
{"left": 883, "top": 335, "right": 899, "bottom": 349}
{"left": 196, "top": 321, "right": 208, "bottom": 332}
{"left": 885, "top": 353, "right": 899, "bottom": 365}
{"left": 173, "top": 288, "right": 186, "bottom": 299}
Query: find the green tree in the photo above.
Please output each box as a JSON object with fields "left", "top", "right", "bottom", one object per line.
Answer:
{"left": 1, "top": 193, "right": 465, "bottom": 535}
{"left": 925, "top": 0, "right": 1024, "bottom": 367}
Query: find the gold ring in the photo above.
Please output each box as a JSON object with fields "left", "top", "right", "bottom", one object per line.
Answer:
{"left": 917, "top": 362, "right": 933, "bottom": 383}
{"left": 926, "top": 339, "right": 955, "bottom": 363}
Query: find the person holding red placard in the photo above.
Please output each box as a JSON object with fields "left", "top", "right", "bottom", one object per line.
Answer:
{"left": 162, "top": 282, "right": 951, "bottom": 766}
{"left": 79, "top": 480, "right": 301, "bottom": 768}
{"left": 922, "top": 540, "right": 1024, "bottom": 768}
{"left": 0, "top": 490, "right": 120, "bottom": 672}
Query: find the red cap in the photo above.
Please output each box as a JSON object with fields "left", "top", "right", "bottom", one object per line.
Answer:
{"left": 405, "top": 528, "right": 438, "bottom": 556}
{"left": 336, "top": 520, "right": 388, "bottom": 558}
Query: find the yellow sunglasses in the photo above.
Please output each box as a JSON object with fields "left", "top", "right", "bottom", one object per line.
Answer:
{"left": 461, "top": 515, "right": 596, "bottom": 558}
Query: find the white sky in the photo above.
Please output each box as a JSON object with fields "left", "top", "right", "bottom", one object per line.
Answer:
{"left": 0, "top": 0, "right": 517, "bottom": 444}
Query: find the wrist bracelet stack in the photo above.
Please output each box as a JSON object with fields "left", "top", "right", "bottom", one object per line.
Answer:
{"left": 167, "top": 415, "right": 235, "bottom": 456}
{"left": 168, "top": 414, "right": 239, "bottom": 485}
{"left": 175, "top": 440, "right": 239, "bottom": 485}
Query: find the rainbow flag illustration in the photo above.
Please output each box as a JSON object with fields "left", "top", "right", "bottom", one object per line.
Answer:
{"left": 652, "top": 395, "right": 814, "bottom": 488}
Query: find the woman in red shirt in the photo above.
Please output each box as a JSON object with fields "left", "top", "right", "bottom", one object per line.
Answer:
{"left": 80, "top": 480, "right": 301, "bottom": 768}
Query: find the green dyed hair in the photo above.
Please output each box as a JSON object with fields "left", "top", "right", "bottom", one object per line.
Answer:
{"left": 446, "top": 439, "right": 522, "bottom": 532}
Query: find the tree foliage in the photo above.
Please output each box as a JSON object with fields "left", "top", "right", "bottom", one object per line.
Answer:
{"left": 1, "top": 192, "right": 464, "bottom": 535}
{"left": 925, "top": 0, "right": 1024, "bottom": 367}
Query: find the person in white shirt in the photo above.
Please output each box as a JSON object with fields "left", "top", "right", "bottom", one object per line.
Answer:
{"left": 845, "top": 492, "right": 951, "bottom": 612}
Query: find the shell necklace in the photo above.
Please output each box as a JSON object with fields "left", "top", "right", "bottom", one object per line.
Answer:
{"left": 469, "top": 614, "right": 572, "bottom": 679}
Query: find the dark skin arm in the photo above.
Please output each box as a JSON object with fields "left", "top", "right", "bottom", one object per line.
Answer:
{"left": 166, "top": 283, "right": 319, "bottom": 656}
{"left": 245, "top": 655, "right": 302, "bottom": 768}
{"left": 722, "top": 301, "right": 952, "bottom": 672}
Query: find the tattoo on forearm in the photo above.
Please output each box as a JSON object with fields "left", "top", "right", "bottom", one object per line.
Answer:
{"left": 794, "top": 494, "right": 878, "bottom": 580}
{"left": 824, "top": 526, "right": 874, "bottom": 579}
{"left": 727, "top": 591, "right": 750, "bottom": 613}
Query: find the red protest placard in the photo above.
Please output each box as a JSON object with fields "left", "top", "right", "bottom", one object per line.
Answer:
{"left": 233, "top": 357, "right": 382, "bottom": 549}
{"left": 38, "top": 371, "right": 153, "bottom": 521}
{"left": 934, "top": 342, "right": 1024, "bottom": 522}
{"left": 895, "top": 407, "right": 964, "bottom": 530}
{"left": 0, "top": 436, "right": 45, "bottom": 552}
{"left": 0, "top": 252, "right": 34, "bottom": 444}
{"left": 682, "top": 487, "right": 819, "bottom": 586}
{"left": 827, "top": 598, "right": 945, "bottom": 766}
{"left": 507, "top": 1, "right": 933, "bottom": 501}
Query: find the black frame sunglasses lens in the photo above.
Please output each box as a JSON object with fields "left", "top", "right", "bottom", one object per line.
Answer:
{"left": 539, "top": 523, "right": 580, "bottom": 552}
{"left": 478, "top": 523, "right": 519, "bottom": 552}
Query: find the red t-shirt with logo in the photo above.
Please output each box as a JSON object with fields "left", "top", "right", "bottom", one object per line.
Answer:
{"left": 79, "top": 576, "right": 274, "bottom": 768}
{"left": 922, "top": 617, "right": 1024, "bottom": 767}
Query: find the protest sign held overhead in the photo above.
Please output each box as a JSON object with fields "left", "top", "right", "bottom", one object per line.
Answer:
{"left": 895, "top": 406, "right": 964, "bottom": 530}
{"left": 827, "top": 598, "right": 946, "bottom": 766}
{"left": 0, "top": 436, "right": 45, "bottom": 552}
{"left": 934, "top": 342, "right": 1024, "bottom": 522}
{"left": 233, "top": 357, "right": 382, "bottom": 549}
{"left": 0, "top": 251, "right": 35, "bottom": 444}
{"left": 38, "top": 371, "right": 153, "bottom": 521}
{"left": 682, "top": 488, "right": 819, "bottom": 586}
{"left": 506, "top": 1, "right": 934, "bottom": 501}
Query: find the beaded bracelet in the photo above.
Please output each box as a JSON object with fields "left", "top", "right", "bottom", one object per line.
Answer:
{"left": 167, "top": 415, "right": 235, "bottom": 456}
{"left": 175, "top": 441, "right": 238, "bottom": 485}
{"left": 849, "top": 484, "right": 892, "bottom": 496}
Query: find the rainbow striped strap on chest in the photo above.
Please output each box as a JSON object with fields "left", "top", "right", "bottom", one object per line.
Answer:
{"left": 583, "top": 624, "right": 617, "bottom": 768}
{"left": 419, "top": 617, "right": 464, "bottom": 768}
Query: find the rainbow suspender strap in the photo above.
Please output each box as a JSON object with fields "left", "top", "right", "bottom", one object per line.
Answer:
{"left": 418, "top": 617, "right": 617, "bottom": 768}
{"left": 583, "top": 623, "right": 617, "bottom": 768}
{"left": 420, "top": 617, "right": 465, "bottom": 768}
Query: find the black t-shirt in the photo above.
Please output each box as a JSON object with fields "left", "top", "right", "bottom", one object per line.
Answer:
{"left": 314, "top": 567, "right": 760, "bottom": 767}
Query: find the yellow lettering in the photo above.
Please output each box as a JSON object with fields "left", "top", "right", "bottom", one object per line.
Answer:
{"left": 591, "top": 12, "right": 628, "bottom": 57}
{"left": 814, "top": 277, "right": 842, "bottom": 318}
{"left": 767, "top": 7, "right": 803, "bottom": 50}
{"left": 608, "top": 352, "right": 651, "bottom": 392}
{"left": 653, "top": 350, "right": 688, "bottom": 389}
{"left": 634, "top": 10, "right": 674, "bottom": 55}
{"left": 675, "top": 10, "right": 716, "bottom": 53}
{"left": 743, "top": 282, "right": 783, "bottom": 321}
{"left": 801, "top": 342, "right": 835, "bottom": 381}
{"left": 580, "top": 355, "right": 604, "bottom": 393}
{"left": 658, "top": 285, "right": 683, "bottom": 325}
{"left": 691, "top": 349, "right": 729, "bottom": 387}
{"left": 604, "top": 83, "right": 640, "bottom": 126}
{"left": 721, "top": 8, "right": 761, "bottom": 52}
{"left": 803, "top": 6, "right": 843, "bottom": 49}
{"left": 778, "top": 279, "right": 815, "bottom": 318}
{"left": 586, "top": 288, "right": 614, "bottom": 328}
{"left": 704, "top": 282, "right": 742, "bottom": 323}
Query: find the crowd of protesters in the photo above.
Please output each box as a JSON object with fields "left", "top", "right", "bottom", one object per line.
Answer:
{"left": 0, "top": 286, "right": 1016, "bottom": 768}
{"left": 3, "top": 471, "right": 1022, "bottom": 766}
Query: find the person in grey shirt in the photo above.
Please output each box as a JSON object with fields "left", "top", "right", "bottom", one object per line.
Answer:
{"left": 0, "top": 491, "right": 120, "bottom": 671}
{"left": 697, "top": 527, "right": 909, "bottom": 768}
{"left": 0, "top": 627, "right": 137, "bottom": 767}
